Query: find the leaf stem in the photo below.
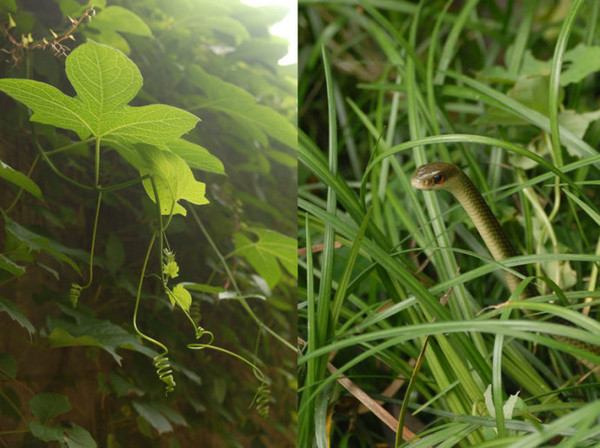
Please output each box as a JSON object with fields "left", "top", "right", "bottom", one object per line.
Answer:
{"left": 83, "top": 191, "right": 102, "bottom": 289}
{"left": 94, "top": 138, "right": 100, "bottom": 187}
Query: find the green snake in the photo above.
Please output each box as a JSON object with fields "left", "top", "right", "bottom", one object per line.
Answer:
{"left": 411, "top": 162, "right": 597, "bottom": 365}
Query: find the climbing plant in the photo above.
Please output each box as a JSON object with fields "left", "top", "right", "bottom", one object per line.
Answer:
{"left": 0, "top": 1, "right": 296, "bottom": 447}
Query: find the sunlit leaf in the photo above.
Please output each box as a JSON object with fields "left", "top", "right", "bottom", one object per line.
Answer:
{"left": 166, "top": 139, "right": 225, "bottom": 174}
{"left": 0, "top": 40, "right": 200, "bottom": 163}
{"left": 167, "top": 284, "right": 192, "bottom": 312}
{"left": 139, "top": 145, "right": 209, "bottom": 215}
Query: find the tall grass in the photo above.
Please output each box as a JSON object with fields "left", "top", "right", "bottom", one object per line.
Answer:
{"left": 298, "top": 1, "right": 600, "bottom": 446}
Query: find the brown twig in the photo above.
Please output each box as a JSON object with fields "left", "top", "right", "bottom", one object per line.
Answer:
{"left": 0, "top": 7, "right": 95, "bottom": 65}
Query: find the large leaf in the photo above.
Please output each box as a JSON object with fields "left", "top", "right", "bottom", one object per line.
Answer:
{"left": 0, "top": 41, "right": 198, "bottom": 147}
{"left": 233, "top": 228, "right": 296, "bottom": 289}
{"left": 47, "top": 304, "right": 156, "bottom": 364}
{"left": 188, "top": 64, "right": 295, "bottom": 149}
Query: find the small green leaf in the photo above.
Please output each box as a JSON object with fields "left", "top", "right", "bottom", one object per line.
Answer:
{"left": 163, "top": 260, "right": 179, "bottom": 279}
{"left": 167, "top": 285, "right": 192, "bottom": 312}
{"left": 0, "top": 160, "right": 43, "bottom": 199}
{"left": 29, "top": 393, "right": 71, "bottom": 423}
{"left": 139, "top": 146, "right": 209, "bottom": 216}
{"left": 0, "top": 296, "right": 35, "bottom": 336}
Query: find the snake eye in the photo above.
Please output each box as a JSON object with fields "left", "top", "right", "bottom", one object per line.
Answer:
{"left": 433, "top": 174, "right": 444, "bottom": 184}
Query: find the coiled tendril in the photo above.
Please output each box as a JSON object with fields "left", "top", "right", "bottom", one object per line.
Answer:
{"left": 154, "top": 351, "right": 176, "bottom": 394}
{"left": 252, "top": 380, "right": 271, "bottom": 419}
{"left": 69, "top": 283, "right": 84, "bottom": 307}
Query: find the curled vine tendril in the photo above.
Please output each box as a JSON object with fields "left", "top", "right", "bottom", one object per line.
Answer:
{"left": 154, "top": 351, "right": 176, "bottom": 394}
{"left": 69, "top": 283, "right": 84, "bottom": 307}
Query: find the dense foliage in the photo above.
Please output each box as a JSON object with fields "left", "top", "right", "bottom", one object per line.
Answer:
{"left": 299, "top": 1, "right": 600, "bottom": 446}
{"left": 0, "top": 0, "right": 296, "bottom": 446}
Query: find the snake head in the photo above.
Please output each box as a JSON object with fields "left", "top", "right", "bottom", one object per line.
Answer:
{"left": 411, "top": 162, "right": 461, "bottom": 191}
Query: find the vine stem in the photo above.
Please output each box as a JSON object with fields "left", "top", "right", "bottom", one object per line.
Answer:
{"left": 189, "top": 207, "right": 295, "bottom": 352}
{"left": 82, "top": 190, "right": 102, "bottom": 289}
{"left": 94, "top": 138, "right": 100, "bottom": 187}
{"left": 5, "top": 154, "right": 39, "bottom": 214}
{"left": 132, "top": 232, "right": 166, "bottom": 350}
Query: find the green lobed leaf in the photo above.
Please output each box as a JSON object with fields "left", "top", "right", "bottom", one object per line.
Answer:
{"left": 138, "top": 145, "right": 209, "bottom": 216}
{"left": 0, "top": 160, "right": 43, "bottom": 199}
{"left": 0, "top": 296, "right": 35, "bottom": 336}
{"left": 29, "top": 393, "right": 71, "bottom": 423}
{"left": 233, "top": 228, "right": 296, "bottom": 289}
{"left": 0, "top": 41, "right": 199, "bottom": 147}
{"left": 246, "top": 227, "right": 297, "bottom": 277}
{"left": 167, "top": 284, "right": 192, "bottom": 312}
{"left": 234, "top": 232, "right": 280, "bottom": 288}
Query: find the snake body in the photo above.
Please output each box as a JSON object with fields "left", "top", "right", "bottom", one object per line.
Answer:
{"left": 411, "top": 162, "right": 598, "bottom": 364}
{"left": 411, "top": 162, "right": 536, "bottom": 299}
